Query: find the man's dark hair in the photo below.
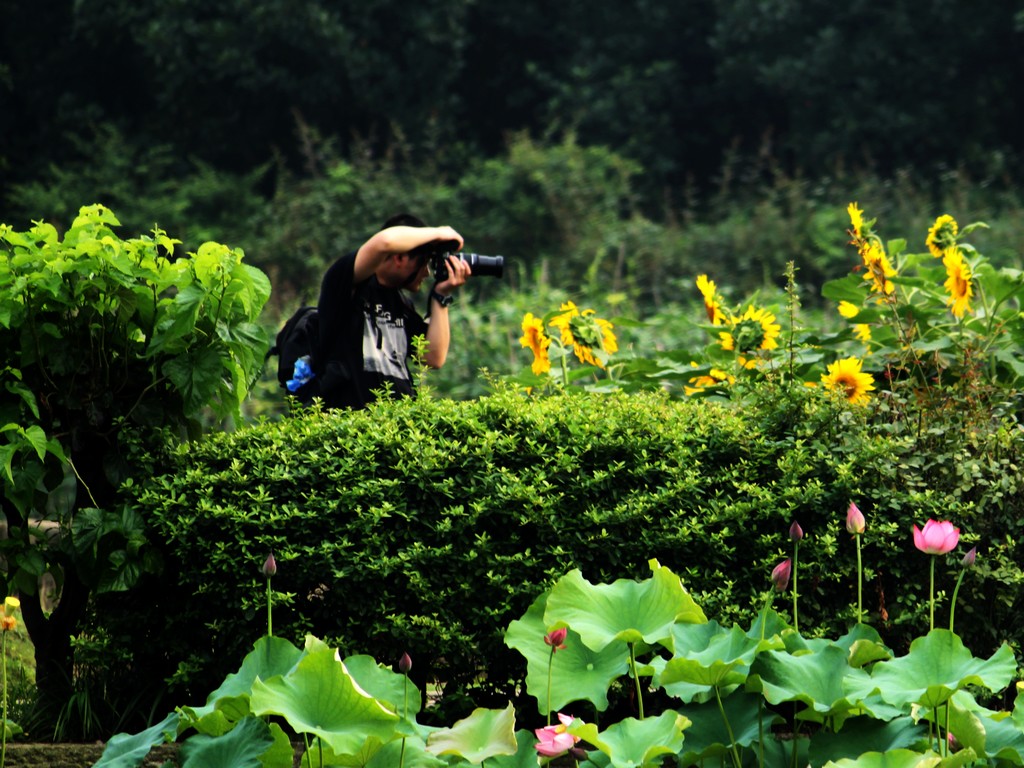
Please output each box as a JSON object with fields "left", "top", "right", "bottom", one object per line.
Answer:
{"left": 382, "top": 213, "right": 425, "bottom": 229}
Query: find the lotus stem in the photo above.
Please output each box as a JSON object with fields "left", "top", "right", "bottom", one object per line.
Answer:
{"left": 792, "top": 540, "right": 800, "bottom": 632}
{"left": 714, "top": 686, "right": 742, "bottom": 768}
{"left": 628, "top": 643, "right": 644, "bottom": 720}
{"left": 929, "top": 557, "right": 935, "bottom": 632}
{"left": 949, "top": 568, "right": 967, "bottom": 633}
{"left": 855, "top": 534, "right": 863, "bottom": 624}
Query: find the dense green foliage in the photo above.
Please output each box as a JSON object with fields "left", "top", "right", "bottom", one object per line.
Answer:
{"left": 91, "top": 384, "right": 1024, "bottom": 725}
{"left": 0, "top": 205, "right": 271, "bottom": 724}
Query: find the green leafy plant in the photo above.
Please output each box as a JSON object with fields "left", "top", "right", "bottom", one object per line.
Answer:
{"left": 0, "top": 204, "right": 270, "bottom": 722}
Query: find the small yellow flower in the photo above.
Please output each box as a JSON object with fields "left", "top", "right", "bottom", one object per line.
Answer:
{"left": 696, "top": 274, "right": 726, "bottom": 325}
{"left": 853, "top": 324, "right": 872, "bottom": 342}
{"left": 847, "top": 203, "right": 865, "bottom": 239}
{"left": 942, "top": 247, "right": 973, "bottom": 318}
{"left": 927, "top": 214, "right": 959, "bottom": 258}
{"left": 519, "top": 313, "right": 551, "bottom": 375}
{"left": 838, "top": 301, "right": 860, "bottom": 319}
{"left": 821, "top": 357, "right": 876, "bottom": 406}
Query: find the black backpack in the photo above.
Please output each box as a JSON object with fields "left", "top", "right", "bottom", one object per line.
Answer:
{"left": 267, "top": 306, "right": 321, "bottom": 398}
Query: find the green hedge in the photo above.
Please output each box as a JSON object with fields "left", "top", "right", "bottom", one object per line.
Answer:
{"left": 93, "top": 385, "right": 1024, "bottom": 720}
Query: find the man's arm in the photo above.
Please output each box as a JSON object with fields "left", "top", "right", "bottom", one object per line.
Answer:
{"left": 422, "top": 254, "right": 471, "bottom": 368}
{"left": 353, "top": 225, "right": 464, "bottom": 284}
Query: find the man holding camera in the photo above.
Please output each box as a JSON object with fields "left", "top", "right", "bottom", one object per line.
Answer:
{"left": 316, "top": 213, "right": 472, "bottom": 410}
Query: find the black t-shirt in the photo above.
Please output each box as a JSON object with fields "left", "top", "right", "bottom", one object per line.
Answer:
{"left": 316, "top": 251, "right": 429, "bottom": 410}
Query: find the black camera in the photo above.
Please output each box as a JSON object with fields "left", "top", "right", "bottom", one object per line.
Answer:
{"left": 419, "top": 239, "right": 505, "bottom": 281}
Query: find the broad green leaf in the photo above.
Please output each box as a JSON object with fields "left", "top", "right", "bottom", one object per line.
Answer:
{"left": 544, "top": 559, "right": 706, "bottom": 651}
{"left": 865, "top": 630, "right": 1016, "bottom": 710}
{"left": 425, "top": 703, "right": 517, "bottom": 763}
{"left": 677, "top": 689, "right": 779, "bottom": 763}
{"left": 185, "top": 635, "right": 304, "bottom": 724}
{"left": 824, "top": 747, "right": 977, "bottom": 767}
{"left": 364, "top": 736, "right": 448, "bottom": 768}
{"left": 489, "top": 729, "right": 550, "bottom": 768}
{"left": 748, "top": 644, "right": 872, "bottom": 717}
{"left": 250, "top": 648, "right": 399, "bottom": 756}
{"left": 505, "top": 591, "right": 629, "bottom": 714}
{"left": 571, "top": 710, "right": 689, "bottom": 768}
{"left": 809, "top": 716, "right": 925, "bottom": 765}
{"left": 343, "top": 654, "right": 422, "bottom": 719}
{"left": 93, "top": 712, "right": 180, "bottom": 768}
{"left": 178, "top": 715, "right": 274, "bottom": 768}
{"left": 659, "top": 621, "right": 782, "bottom": 691}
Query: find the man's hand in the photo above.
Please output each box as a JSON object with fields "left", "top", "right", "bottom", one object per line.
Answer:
{"left": 434, "top": 253, "right": 471, "bottom": 295}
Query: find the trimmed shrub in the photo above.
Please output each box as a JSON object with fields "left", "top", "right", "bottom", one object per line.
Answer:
{"left": 93, "top": 384, "right": 1024, "bottom": 720}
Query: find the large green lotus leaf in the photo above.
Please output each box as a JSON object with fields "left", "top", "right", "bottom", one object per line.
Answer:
{"left": 250, "top": 647, "right": 399, "bottom": 756}
{"left": 745, "top": 606, "right": 791, "bottom": 643}
{"left": 259, "top": 722, "right": 296, "bottom": 768}
{"left": 425, "top": 703, "right": 518, "bottom": 763}
{"left": 783, "top": 623, "right": 892, "bottom": 667}
{"left": 489, "top": 729, "right": 552, "bottom": 768}
{"left": 305, "top": 735, "right": 388, "bottom": 767}
{"left": 808, "top": 716, "right": 925, "bottom": 765}
{"left": 184, "top": 635, "right": 305, "bottom": 724}
{"left": 660, "top": 621, "right": 782, "bottom": 690}
{"left": 931, "top": 690, "right": 1024, "bottom": 764}
{"left": 93, "top": 712, "right": 180, "bottom": 768}
{"left": 823, "top": 748, "right": 978, "bottom": 768}
{"left": 178, "top": 716, "right": 275, "bottom": 768}
{"left": 571, "top": 710, "right": 690, "bottom": 768}
{"left": 676, "top": 689, "right": 780, "bottom": 763}
{"left": 865, "top": 630, "right": 1016, "bottom": 710}
{"left": 364, "top": 737, "right": 448, "bottom": 768}
{"left": 343, "top": 654, "right": 422, "bottom": 719}
{"left": 505, "top": 591, "right": 630, "bottom": 713}
{"left": 544, "top": 560, "right": 706, "bottom": 652}
{"left": 748, "top": 644, "right": 872, "bottom": 716}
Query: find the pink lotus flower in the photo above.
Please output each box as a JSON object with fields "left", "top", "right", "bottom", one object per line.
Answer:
{"left": 789, "top": 521, "right": 804, "bottom": 541}
{"left": 544, "top": 627, "right": 568, "bottom": 652}
{"left": 846, "top": 502, "right": 866, "bottom": 534}
{"left": 771, "top": 559, "right": 792, "bottom": 592}
{"left": 913, "top": 519, "right": 960, "bottom": 554}
{"left": 535, "top": 713, "right": 579, "bottom": 757}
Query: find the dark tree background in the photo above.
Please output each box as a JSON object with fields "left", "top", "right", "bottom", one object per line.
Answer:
{"left": 2, "top": 0, "right": 1022, "bottom": 214}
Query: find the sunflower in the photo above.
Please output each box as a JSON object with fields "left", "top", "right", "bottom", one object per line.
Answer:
{"left": 942, "top": 247, "right": 973, "bottom": 318}
{"left": 696, "top": 274, "right": 726, "bottom": 325}
{"left": 684, "top": 367, "right": 735, "bottom": 396}
{"left": 548, "top": 301, "right": 617, "bottom": 368}
{"left": 519, "top": 312, "right": 551, "bottom": 374}
{"left": 926, "top": 214, "right": 959, "bottom": 258}
{"left": 861, "top": 241, "right": 897, "bottom": 296}
{"left": 720, "top": 305, "right": 781, "bottom": 354}
{"left": 821, "top": 357, "right": 875, "bottom": 406}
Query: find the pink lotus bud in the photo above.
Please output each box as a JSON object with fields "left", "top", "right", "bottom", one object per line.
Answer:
{"left": 961, "top": 546, "right": 977, "bottom": 567}
{"left": 399, "top": 652, "right": 412, "bottom": 674}
{"left": 912, "top": 519, "right": 960, "bottom": 555}
{"left": 544, "top": 627, "right": 568, "bottom": 652}
{"left": 789, "top": 521, "right": 804, "bottom": 541}
{"left": 846, "top": 502, "right": 866, "bottom": 534}
{"left": 262, "top": 553, "right": 277, "bottom": 578}
{"left": 771, "top": 559, "right": 792, "bottom": 592}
